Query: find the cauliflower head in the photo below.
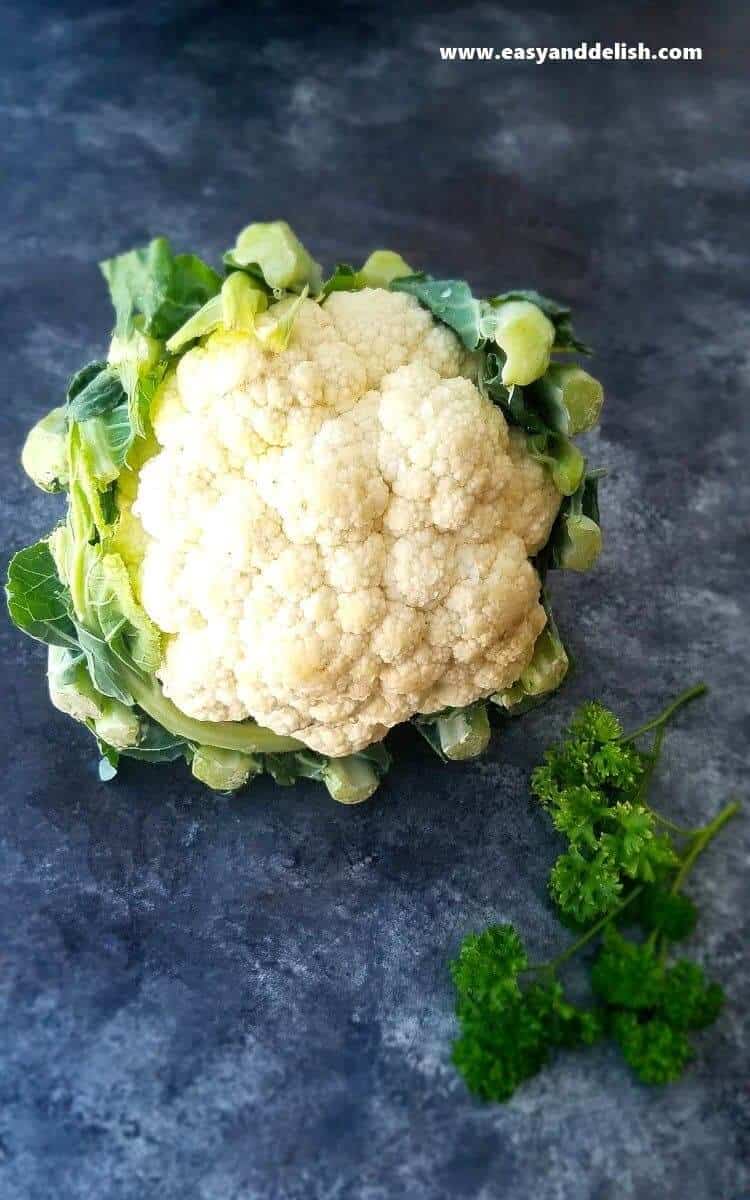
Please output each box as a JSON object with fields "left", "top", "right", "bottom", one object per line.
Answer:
{"left": 131, "top": 288, "right": 561, "bottom": 756}
{"left": 11, "top": 224, "right": 605, "bottom": 799}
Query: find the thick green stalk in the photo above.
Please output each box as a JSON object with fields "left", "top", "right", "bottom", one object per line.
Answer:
{"left": 191, "top": 746, "right": 261, "bottom": 790}
{"left": 437, "top": 705, "right": 491, "bottom": 761}
{"left": 323, "top": 756, "right": 381, "bottom": 804}
{"left": 532, "top": 363, "right": 604, "bottom": 435}
{"left": 519, "top": 622, "right": 569, "bottom": 696}
{"left": 555, "top": 514, "right": 602, "bottom": 572}
{"left": 119, "top": 663, "right": 304, "bottom": 754}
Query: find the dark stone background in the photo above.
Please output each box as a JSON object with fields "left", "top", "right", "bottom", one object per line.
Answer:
{"left": 1, "top": 2, "right": 748, "bottom": 1197}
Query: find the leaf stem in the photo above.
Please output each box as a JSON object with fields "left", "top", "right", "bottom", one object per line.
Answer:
{"left": 632, "top": 724, "right": 697, "bottom": 836}
{"left": 633, "top": 726, "right": 665, "bottom": 805}
{"left": 651, "top": 811, "right": 695, "bottom": 837}
{"left": 619, "top": 683, "right": 707, "bottom": 745}
{"left": 670, "top": 799, "right": 740, "bottom": 896}
{"left": 654, "top": 799, "right": 740, "bottom": 966}
{"left": 630, "top": 710, "right": 711, "bottom": 837}
{"left": 526, "top": 886, "right": 644, "bottom": 975}
{"left": 119, "top": 663, "right": 304, "bottom": 754}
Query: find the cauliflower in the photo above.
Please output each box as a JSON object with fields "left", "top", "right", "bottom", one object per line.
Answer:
{"left": 132, "top": 289, "right": 560, "bottom": 756}
{"left": 9, "top": 222, "right": 604, "bottom": 800}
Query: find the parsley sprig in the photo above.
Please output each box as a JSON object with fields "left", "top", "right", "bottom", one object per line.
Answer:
{"left": 450, "top": 685, "right": 739, "bottom": 1100}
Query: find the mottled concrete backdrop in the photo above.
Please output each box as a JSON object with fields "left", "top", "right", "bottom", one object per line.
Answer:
{"left": 1, "top": 2, "right": 748, "bottom": 1197}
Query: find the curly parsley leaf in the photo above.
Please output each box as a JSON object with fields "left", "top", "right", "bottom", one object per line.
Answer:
{"left": 452, "top": 993, "right": 551, "bottom": 1102}
{"left": 659, "top": 961, "right": 724, "bottom": 1031}
{"left": 450, "top": 927, "right": 602, "bottom": 1102}
{"left": 450, "top": 924, "right": 527, "bottom": 1007}
{"left": 613, "top": 1013, "right": 693, "bottom": 1085}
{"left": 548, "top": 784, "right": 609, "bottom": 850}
{"left": 634, "top": 887, "right": 698, "bottom": 941}
{"left": 591, "top": 928, "right": 664, "bottom": 1009}
{"left": 550, "top": 847, "right": 623, "bottom": 923}
{"left": 602, "top": 806, "right": 678, "bottom": 882}
{"left": 570, "top": 700, "right": 622, "bottom": 743}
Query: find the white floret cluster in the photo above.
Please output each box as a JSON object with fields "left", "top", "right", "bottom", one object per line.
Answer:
{"left": 132, "top": 288, "right": 560, "bottom": 756}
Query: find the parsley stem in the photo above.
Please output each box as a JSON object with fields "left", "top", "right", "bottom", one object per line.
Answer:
{"left": 618, "top": 683, "right": 708, "bottom": 745}
{"left": 653, "top": 800, "right": 740, "bottom": 967}
{"left": 670, "top": 799, "right": 740, "bottom": 896}
{"left": 527, "top": 886, "right": 644, "bottom": 975}
{"left": 634, "top": 726, "right": 665, "bottom": 804}
{"left": 651, "top": 811, "right": 695, "bottom": 837}
{"left": 632, "top": 707, "right": 704, "bottom": 837}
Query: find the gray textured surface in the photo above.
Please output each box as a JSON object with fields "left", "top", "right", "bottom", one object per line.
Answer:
{"left": 1, "top": 2, "right": 748, "bottom": 1197}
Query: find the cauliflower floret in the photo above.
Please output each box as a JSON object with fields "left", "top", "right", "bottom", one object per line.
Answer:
{"left": 133, "top": 289, "right": 561, "bottom": 755}
{"left": 325, "top": 288, "right": 456, "bottom": 387}
{"left": 504, "top": 427, "right": 561, "bottom": 554}
{"left": 160, "top": 627, "right": 248, "bottom": 722}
